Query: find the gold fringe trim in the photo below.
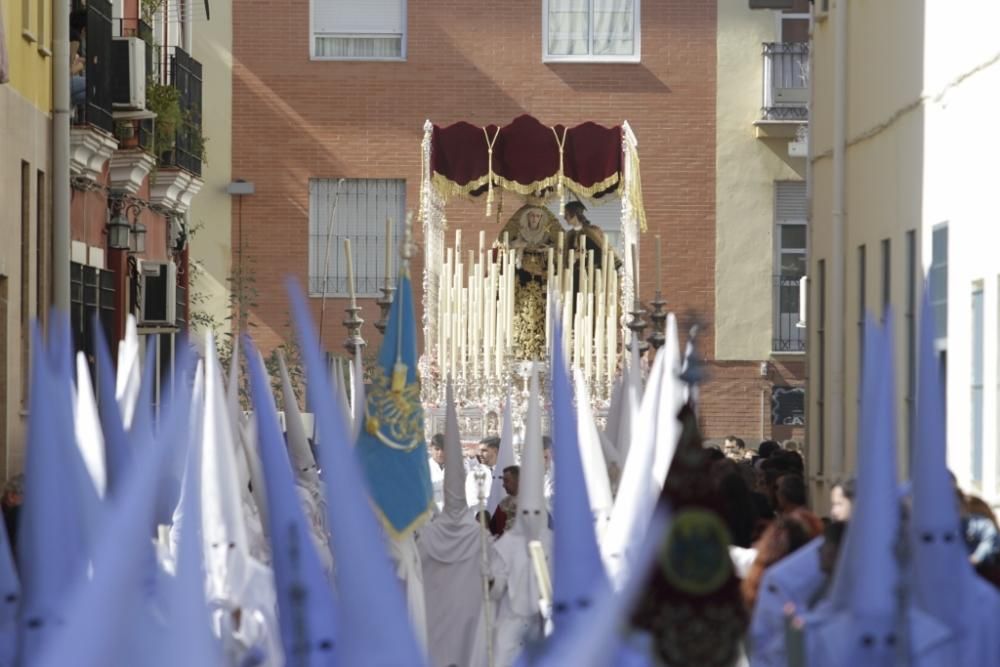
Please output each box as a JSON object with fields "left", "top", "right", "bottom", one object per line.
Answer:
{"left": 374, "top": 499, "right": 435, "bottom": 540}
{"left": 430, "top": 171, "right": 622, "bottom": 206}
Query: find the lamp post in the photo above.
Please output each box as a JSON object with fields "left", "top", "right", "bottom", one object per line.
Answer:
{"left": 108, "top": 196, "right": 145, "bottom": 253}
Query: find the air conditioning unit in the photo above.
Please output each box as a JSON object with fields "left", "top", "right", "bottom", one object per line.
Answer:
{"left": 138, "top": 260, "right": 177, "bottom": 325}
{"left": 111, "top": 37, "right": 147, "bottom": 110}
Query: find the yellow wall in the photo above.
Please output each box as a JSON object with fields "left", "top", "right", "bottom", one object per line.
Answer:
{"left": 189, "top": 0, "right": 233, "bottom": 333}
{"left": 715, "top": 1, "right": 805, "bottom": 361}
{"left": 3, "top": 0, "right": 53, "bottom": 112}
{"left": 807, "top": 0, "right": 925, "bottom": 482}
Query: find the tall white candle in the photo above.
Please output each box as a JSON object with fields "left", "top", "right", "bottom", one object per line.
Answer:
{"left": 344, "top": 238, "right": 356, "bottom": 305}
{"left": 385, "top": 217, "right": 393, "bottom": 289}
{"left": 655, "top": 234, "right": 662, "bottom": 294}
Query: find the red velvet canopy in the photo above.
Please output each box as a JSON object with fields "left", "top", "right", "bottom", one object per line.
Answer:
{"left": 430, "top": 115, "right": 624, "bottom": 200}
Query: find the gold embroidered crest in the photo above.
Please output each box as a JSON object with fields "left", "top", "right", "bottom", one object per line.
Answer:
{"left": 365, "top": 366, "right": 423, "bottom": 452}
{"left": 659, "top": 508, "right": 732, "bottom": 595}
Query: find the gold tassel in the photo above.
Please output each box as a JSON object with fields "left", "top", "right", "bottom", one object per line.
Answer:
{"left": 484, "top": 126, "right": 501, "bottom": 218}
{"left": 552, "top": 126, "right": 568, "bottom": 217}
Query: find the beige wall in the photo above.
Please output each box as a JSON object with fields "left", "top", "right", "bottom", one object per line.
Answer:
{"left": 188, "top": 2, "right": 233, "bottom": 335}
{"left": 807, "top": 0, "right": 925, "bottom": 482}
{"left": 715, "top": 1, "right": 805, "bottom": 361}
{"left": 0, "top": 85, "right": 50, "bottom": 478}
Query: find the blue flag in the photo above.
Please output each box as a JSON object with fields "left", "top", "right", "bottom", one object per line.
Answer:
{"left": 355, "top": 270, "right": 434, "bottom": 537}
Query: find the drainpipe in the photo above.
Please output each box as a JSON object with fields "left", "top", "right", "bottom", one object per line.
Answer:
{"left": 830, "top": 0, "right": 849, "bottom": 476}
{"left": 52, "top": 0, "right": 71, "bottom": 312}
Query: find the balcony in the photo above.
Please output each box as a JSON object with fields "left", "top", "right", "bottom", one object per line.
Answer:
{"left": 773, "top": 274, "right": 806, "bottom": 353}
{"left": 151, "top": 46, "right": 204, "bottom": 178}
{"left": 72, "top": 0, "right": 114, "bottom": 135}
{"left": 756, "top": 42, "right": 809, "bottom": 145}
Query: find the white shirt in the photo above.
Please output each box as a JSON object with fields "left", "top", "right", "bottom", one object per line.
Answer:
{"left": 428, "top": 458, "right": 445, "bottom": 513}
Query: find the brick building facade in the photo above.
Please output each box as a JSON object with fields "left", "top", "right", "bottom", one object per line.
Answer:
{"left": 231, "top": 0, "right": 805, "bottom": 443}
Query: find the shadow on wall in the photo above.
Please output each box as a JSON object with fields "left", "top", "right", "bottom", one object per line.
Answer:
{"left": 546, "top": 64, "right": 671, "bottom": 95}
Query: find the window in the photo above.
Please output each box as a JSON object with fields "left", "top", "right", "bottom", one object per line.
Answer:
{"left": 36, "top": 170, "right": 47, "bottom": 319}
{"left": 308, "top": 179, "right": 404, "bottom": 297}
{"left": 929, "top": 224, "right": 948, "bottom": 347}
{"left": 815, "top": 259, "right": 826, "bottom": 474}
{"left": 881, "top": 238, "right": 891, "bottom": 319}
{"left": 311, "top": 0, "right": 406, "bottom": 60}
{"left": 20, "top": 162, "right": 31, "bottom": 402}
{"left": 544, "top": 0, "right": 640, "bottom": 63}
{"left": 21, "top": 0, "right": 35, "bottom": 41}
{"left": 972, "top": 283, "right": 984, "bottom": 484}
{"left": 70, "top": 262, "right": 117, "bottom": 389}
{"left": 37, "top": 0, "right": 47, "bottom": 53}
{"left": 773, "top": 181, "right": 806, "bottom": 352}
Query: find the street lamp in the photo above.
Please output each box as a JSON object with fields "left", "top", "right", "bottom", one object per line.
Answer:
{"left": 130, "top": 219, "right": 147, "bottom": 254}
{"left": 107, "top": 210, "right": 132, "bottom": 250}
{"left": 108, "top": 196, "right": 147, "bottom": 253}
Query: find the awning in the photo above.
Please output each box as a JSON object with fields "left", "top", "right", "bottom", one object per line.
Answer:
{"left": 429, "top": 114, "right": 626, "bottom": 202}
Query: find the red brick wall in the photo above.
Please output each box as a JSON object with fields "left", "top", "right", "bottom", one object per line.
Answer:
{"left": 231, "top": 0, "right": 805, "bottom": 439}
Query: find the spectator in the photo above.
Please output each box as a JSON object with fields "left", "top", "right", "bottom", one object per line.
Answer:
{"left": 490, "top": 466, "right": 520, "bottom": 536}
{"left": 2, "top": 475, "right": 23, "bottom": 561}
{"left": 70, "top": 8, "right": 88, "bottom": 109}
{"left": 741, "top": 508, "right": 823, "bottom": 612}
{"left": 757, "top": 440, "right": 780, "bottom": 461}
{"left": 775, "top": 474, "right": 808, "bottom": 514}
{"left": 428, "top": 434, "right": 445, "bottom": 512}
{"left": 829, "top": 478, "right": 855, "bottom": 522}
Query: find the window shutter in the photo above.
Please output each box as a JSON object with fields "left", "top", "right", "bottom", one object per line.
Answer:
{"left": 775, "top": 181, "right": 807, "bottom": 222}
{"left": 313, "top": 0, "right": 404, "bottom": 35}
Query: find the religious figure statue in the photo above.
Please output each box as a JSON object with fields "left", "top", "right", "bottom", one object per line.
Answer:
{"left": 563, "top": 201, "right": 621, "bottom": 273}
{"left": 497, "top": 201, "right": 560, "bottom": 360}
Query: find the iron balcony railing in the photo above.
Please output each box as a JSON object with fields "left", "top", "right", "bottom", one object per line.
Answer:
{"left": 154, "top": 45, "right": 204, "bottom": 177}
{"left": 773, "top": 273, "right": 806, "bottom": 353}
{"left": 762, "top": 42, "right": 809, "bottom": 121}
{"left": 73, "top": 0, "right": 114, "bottom": 134}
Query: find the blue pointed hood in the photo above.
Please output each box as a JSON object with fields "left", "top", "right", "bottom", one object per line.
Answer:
{"left": 36, "top": 347, "right": 193, "bottom": 667}
{"left": 246, "top": 337, "right": 340, "bottom": 664}
{"left": 910, "top": 285, "right": 975, "bottom": 628}
{"left": 550, "top": 316, "right": 609, "bottom": 634}
{"left": 18, "top": 322, "right": 101, "bottom": 659}
{"left": 288, "top": 280, "right": 426, "bottom": 666}
{"left": 92, "top": 318, "right": 132, "bottom": 498}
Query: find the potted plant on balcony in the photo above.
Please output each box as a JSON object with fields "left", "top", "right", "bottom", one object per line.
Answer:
{"left": 115, "top": 119, "right": 140, "bottom": 149}
{"left": 146, "top": 79, "right": 182, "bottom": 165}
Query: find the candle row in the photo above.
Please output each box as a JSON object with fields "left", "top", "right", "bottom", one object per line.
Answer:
{"left": 435, "top": 229, "right": 621, "bottom": 395}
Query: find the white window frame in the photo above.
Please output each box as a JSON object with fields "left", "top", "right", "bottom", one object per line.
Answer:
{"left": 309, "top": 0, "right": 408, "bottom": 62}
{"left": 542, "top": 0, "right": 641, "bottom": 64}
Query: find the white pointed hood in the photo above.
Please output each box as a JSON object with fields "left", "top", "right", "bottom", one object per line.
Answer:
{"left": 442, "top": 382, "right": 471, "bottom": 518}
{"left": 201, "top": 332, "right": 252, "bottom": 604}
{"left": 278, "top": 350, "right": 319, "bottom": 484}
{"left": 518, "top": 365, "right": 548, "bottom": 542}
{"left": 115, "top": 315, "right": 142, "bottom": 429}
{"left": 420, "top": 383, "right": 480, "bottom": 564}
{"left": 602, "top": 334, "right": 668, "bottom": 586}
{"left": 74, "top": 352, "right": 107, "bottom": 498}
{"left": 651, "top": 314, "right": 683, "bottom": 493}
{"left": 486, "top": 393, "right": 516, "bottom": 514}
{"left": 573, "top": 369, "right": 613, "bottom": 543}
{"left": 156, "top": 361, "right": 225, "bottom": 666}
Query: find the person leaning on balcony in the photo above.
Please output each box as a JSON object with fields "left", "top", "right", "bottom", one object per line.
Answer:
{"left": 70, "top": 8, "right": 88, "bottom": 108}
